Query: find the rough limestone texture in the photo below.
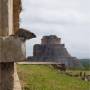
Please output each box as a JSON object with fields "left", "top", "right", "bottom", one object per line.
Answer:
{"left": 0, "top": 62, "right": 14, "bottom": 90}
{"left": 29, "top": 35, "right": 81, "bottom": 68}
{"left": 13, "top": 0, "right": 22, "bottom": 34}
{"left": 0, "top": 36, "right": 26, "bottom": 62}
{"left": 0, "top": 0, "right": 21, "bottom": 36}
{"left": 0, "top": 0, "right": 8, "bottom": 36}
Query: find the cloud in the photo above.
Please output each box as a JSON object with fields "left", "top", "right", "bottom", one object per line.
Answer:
{"left": 21, "top": 0, "right": 90, "bottom": 58}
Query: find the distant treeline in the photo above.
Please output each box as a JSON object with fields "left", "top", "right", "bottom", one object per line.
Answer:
{"left": 80, "top": 59, "right": 90, "bottom": 70}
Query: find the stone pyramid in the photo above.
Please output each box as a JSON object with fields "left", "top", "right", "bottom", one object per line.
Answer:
{"left": 28, "top": 35, "right": 82, "bottom": 68}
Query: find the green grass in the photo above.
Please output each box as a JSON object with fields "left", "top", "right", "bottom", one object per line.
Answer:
{"left": 17, "top": 64, "right": 90, "bottom": 90}
{"left": 66, "top": 70, "right": 90, "bottom": 75}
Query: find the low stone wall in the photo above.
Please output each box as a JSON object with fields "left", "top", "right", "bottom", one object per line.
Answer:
{"left": 28, "top": 56, "right": 82, "bottom": 68}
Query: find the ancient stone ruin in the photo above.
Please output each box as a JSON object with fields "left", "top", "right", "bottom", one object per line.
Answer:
{"left": 0, "top": 0, "right": 35, "bottom": 90}
{"left": 29, "top": 35, "right": 81, "bottom": 68}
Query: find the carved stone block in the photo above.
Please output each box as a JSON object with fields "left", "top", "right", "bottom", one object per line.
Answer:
{"left": 0, "top": 0, "right": 20, "bottom": 36}
{"left": 0, "top": 37, "right": 26, "bottom": 62}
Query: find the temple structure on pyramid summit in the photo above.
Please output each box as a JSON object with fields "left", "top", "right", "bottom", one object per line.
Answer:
{"left": 28, "top": 35, "right": 82, "bottom": 68}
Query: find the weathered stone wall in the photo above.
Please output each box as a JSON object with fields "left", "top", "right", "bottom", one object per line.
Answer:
{"left": 0, "top": 63, "right": 14, "bottom": 90}
{"left": 13, "top": 0, "right": 22, "bottom": 34}
{"left": 0, "top": 1, "right": 29, "bottom": 90}
{"left": 0, "top": 37, "right": 26, "bottom": 62}
{"left": 33, "top": 44, "right": 70, "bottom": 57}
{"left": 29, "top": 56, "right": 81, "bottom": 68}
{"left": 0, "top": 0, "right": 21, "bottom": 36}
{"left": 0, "top": 0, "right": 8, "bottom": 36}
{"left": 41, "top": 35, "right": 61, "bottom": 45}
{"left": 33, "top": 35, "right": 70, "bottom": 57}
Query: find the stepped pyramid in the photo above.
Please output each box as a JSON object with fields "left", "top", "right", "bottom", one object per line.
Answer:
{"left": 28, "top": 35, "right": 81, "bottom": 68}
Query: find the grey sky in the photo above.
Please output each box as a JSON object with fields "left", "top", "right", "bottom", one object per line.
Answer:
{"left": 20, "top": 0, "right": 90, "bottom": 59}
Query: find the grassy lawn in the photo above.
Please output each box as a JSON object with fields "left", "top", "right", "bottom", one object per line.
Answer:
{"left": 66, "top": 70, "right": 90, "bottom": 75}
{"left": 17, "top": 64, "right": 90, "bottom": 90}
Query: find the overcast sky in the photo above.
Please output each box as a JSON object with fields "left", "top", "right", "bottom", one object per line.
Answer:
{"left": 20, "top": 0, "right": 90, "bottom": 59}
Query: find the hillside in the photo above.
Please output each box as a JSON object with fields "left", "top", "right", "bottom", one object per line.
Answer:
{"left": 80, "top": 59, "right": 90, "bottom": 70}
{"left": 17, "top": 64, "right": 90, "bottom": 90}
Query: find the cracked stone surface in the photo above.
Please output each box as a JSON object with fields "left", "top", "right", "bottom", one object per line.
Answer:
{"left": 0, "top": 37, "right": 26, "bottom": 62}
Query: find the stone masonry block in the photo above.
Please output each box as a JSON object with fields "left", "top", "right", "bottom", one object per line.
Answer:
{"left": 0, "top": 36, "right": 26, "bottom": 62}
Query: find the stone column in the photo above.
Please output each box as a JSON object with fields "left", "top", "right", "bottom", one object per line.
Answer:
{"left": 0, "top": 0, "right": 20, "bottom": 36}
{"left": 0, "top": 0, "right": 8, "bottom": 36}
{"left": 0, "top": 62, "right": 14, "bottom": 90}
{"left": 0, "top": 1, "right": 14, "bottom": 90}
{"left": 0, "top": 37, "right": 26, "bottom": 90}
{"left": 0, "top": 0, "right": 25, "bottom": 89}
{"left": 0, "top": 0, "right": 35, "bottom": 90}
